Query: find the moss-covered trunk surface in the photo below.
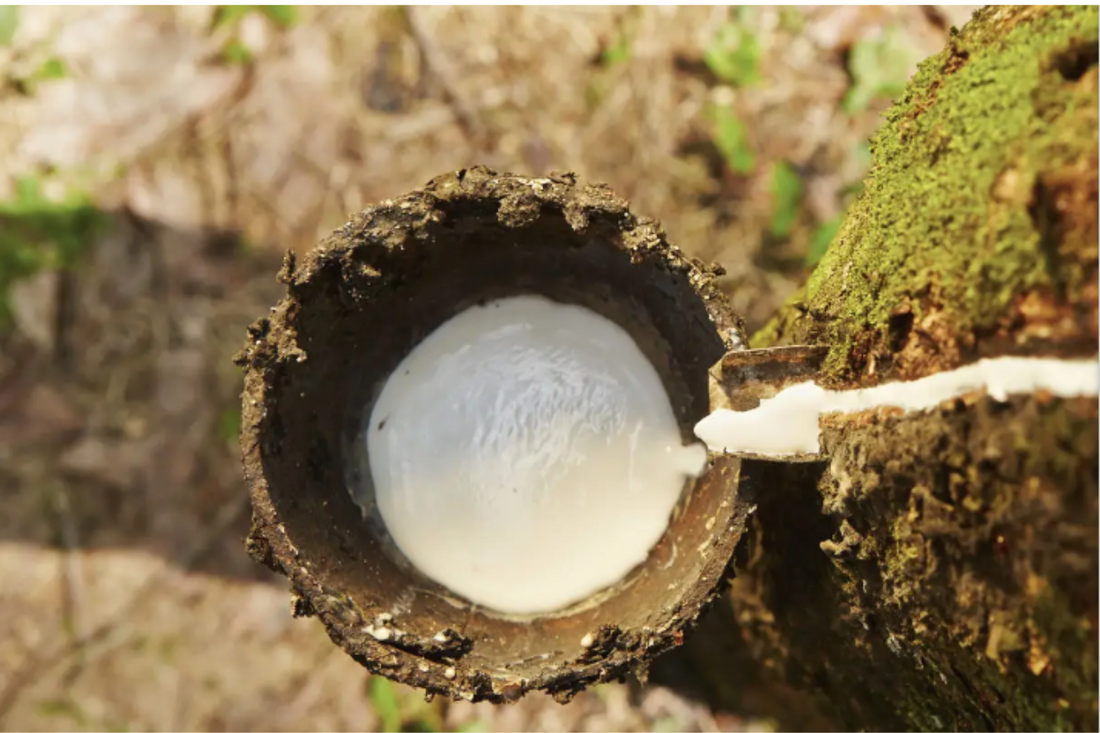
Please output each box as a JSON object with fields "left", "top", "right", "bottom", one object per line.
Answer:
{"left": 677, "top": 6, "right": 1099, "bottom": 731}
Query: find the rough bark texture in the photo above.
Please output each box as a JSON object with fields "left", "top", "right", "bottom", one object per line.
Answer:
{"left": 676, "top": 6, "right": 1098, "bottom": 731}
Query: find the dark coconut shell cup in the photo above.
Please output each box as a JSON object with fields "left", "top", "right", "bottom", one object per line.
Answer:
{"left": 236, "top": 167, "right": 752, "bottom": 703}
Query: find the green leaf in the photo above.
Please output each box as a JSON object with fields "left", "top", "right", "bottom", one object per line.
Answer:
{"left": 769, "top": 160, "right": 802, "bottom": 237}
{"left": 36, "top": 58, "right": 68, "bottom": 81}
{"left": 369, "top": 677, "right": 403, "bottom": 733}
{"left": 712, "top": 106, "right": 754, "bottom": 174}
{"left": 704, "top": 22, "right": 761, "bottom": 87}
{"left": 51, "top": 203, "right": 105, "bottom": 265}
{"left": 398, "top": 687, "right": 445, "bottom": 733}
{"left": 808, "top": 216, "right": 843, "bottom": 266}
{"left": 777, "top": 7, "right": 805, "bottom": 34}
{"left": 0, "top": 5, "right": 19, "bottom": 46}
{"left": 218, "top": 406, "right": 241, "bottom": 444}
{"left": 843, "top": 26, "right": 915, "bottom": 113}
{"left": 222, "top": 38, "right": 254, "bottom": 65}
{"left": 36, "top": 698, "right": 87, "bottom": 723}
{"left": 10, "top": 58, "right": 69, "bottom": 96}
{"left": 261, "top": 5, "right": 299, "bottom": 28}
{"left": 13, "top": 175, "right": 43, "bottom": 207}
{"left": 602, "top": 33, "right": 631, "bottom": 67}
{"left": 0, "top": 179, "right": 107, "bottom": 330}
{"left": 212, "top": 5, "right": 255, "bottom": 30}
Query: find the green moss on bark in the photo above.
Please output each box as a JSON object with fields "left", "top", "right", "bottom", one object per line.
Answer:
{"left": 754, "top": 5, "right": 1099, "bottom": 384}
{"left": 693, "top": 397, "right": 1098, "bottom": 732}
{"left": 677, "top": 7, "right": 1100, "bottom": 731}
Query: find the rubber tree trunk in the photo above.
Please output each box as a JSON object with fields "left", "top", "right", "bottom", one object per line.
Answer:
{"left": 670, "top": 6, "right": 1099, "bottom": 731}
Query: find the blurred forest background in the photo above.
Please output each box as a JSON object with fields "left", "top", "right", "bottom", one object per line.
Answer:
{"left": 0, "top": 5, "right": 978, "bottom": 732}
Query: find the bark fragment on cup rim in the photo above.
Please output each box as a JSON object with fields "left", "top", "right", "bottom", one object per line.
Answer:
{"left": 235, "top": 166, "right": 753, "bottom": 703}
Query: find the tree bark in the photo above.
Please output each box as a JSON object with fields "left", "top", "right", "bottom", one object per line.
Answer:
{"left": 670, "top": 6, "right": 1099, "bottom": 731}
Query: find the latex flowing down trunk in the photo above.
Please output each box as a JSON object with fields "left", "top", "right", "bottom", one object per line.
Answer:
{"left": 666, "top": 6, "right": 1098, "bottom": 731}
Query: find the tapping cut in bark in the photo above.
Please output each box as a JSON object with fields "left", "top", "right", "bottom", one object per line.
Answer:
{"left": 696, "top": 355, "right": 1099, "bottom": 459}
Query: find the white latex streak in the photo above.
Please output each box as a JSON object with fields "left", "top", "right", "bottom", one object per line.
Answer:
{"left": 694, "top": 356, "right": 1100, "bottom": 458}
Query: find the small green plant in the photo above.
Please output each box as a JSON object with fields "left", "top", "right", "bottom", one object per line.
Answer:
{"left": 212, "top": 5, "right": 250, "bottom": 28}
{"left": 212, "top": 5, "right": 299, "bottom": 30}
{"left": 218, "top": 405, "right": 242, "bottom": 444}
{"left": 769, "top": 160, "right": 802, "bottom": 237}
{"left": 711, "top": 106, "right": 755, "bottom": 174}
{"left": 843, "top": 26, "right": 916, "bottom": 113}
{"left": 36, "top": 698, "right": 90, "bottom": 728}
{"left": 211, "top": 6, "right": 299, "bottom": 64}
{"left": 777, "top": 7, "right": 806, "bottom": 35}
{"left": 222, "top": 38, "right": 253, "bottom": 64}
{"left": 257, "top": 5, "right": 298, "bottom": 28}
{"left": 808, "top": 215, "right": 844, "bottom": 266}
{"left": 12, "top": 56, "right": 69, "bottom": 94}
{"left": 369, "top": 677, "right": 403, "bottom": 733}
{"left": 366, "top": 676, "right": 453, "bottom": 733}
{"left": 587, "top": 24, "right": 634, "bottom": 109}
{"left": 0, "top": 176, "right": 105, "bottom": 328}
{"left": 0, "top": 5, "right": 18, "bottom": 46}
{"left": 704, "top": 12, "right": 761, "bottom": 87}
{"left": 34, "top": 57, "right": 67, "bottom": 80}
{"left": 602, "top": 33, "right": 631, "bottom": 66}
